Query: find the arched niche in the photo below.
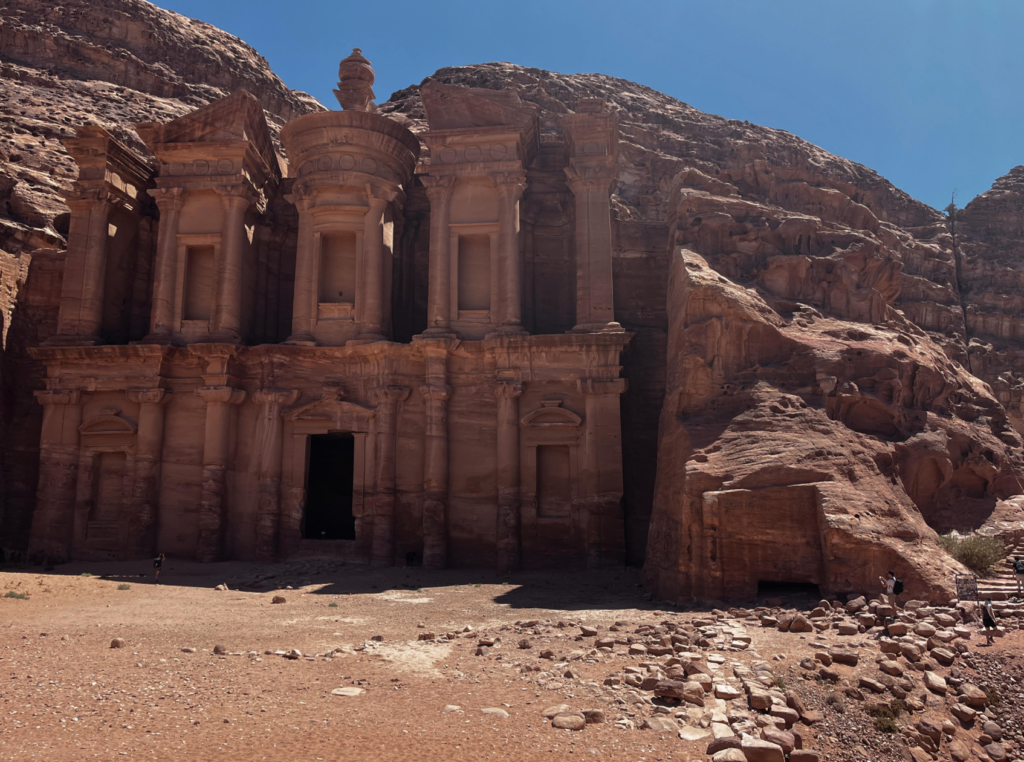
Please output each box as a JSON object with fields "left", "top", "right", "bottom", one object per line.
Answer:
{"left": 74, "top": 409, "right": 138, "bottom": 554}
{"left": 520, "top": 400, "right": 582, "bottom": 521}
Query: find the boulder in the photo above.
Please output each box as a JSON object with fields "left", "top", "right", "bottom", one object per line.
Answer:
{"left": 923, "top": 671, "right": 947, "bottom": 694}
{"left": 552, "top": 712, "right": 586, "bottom": 731}
{"left": 740, "top": 733, "right": 785, "bottom": 762}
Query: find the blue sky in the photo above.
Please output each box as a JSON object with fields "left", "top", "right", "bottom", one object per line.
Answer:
{"left": 154, "top": 0, "right": 1022, "bottom": 211}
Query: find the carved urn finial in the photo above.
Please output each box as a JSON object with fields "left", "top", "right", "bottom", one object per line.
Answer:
{"left": 334, "top": 48, "right": 376, "bottom": 112}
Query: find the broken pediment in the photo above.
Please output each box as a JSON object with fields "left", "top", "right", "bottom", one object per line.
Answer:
{"left": 79, "top": 414, "right": 137, "bottom": 436}
{"left": 285, "top": 395, "right": 375, "bottom": 433}
{"left": 521, "top": 400, "right": 582, "bottom": 428}
{"left": 134, "top": 90, "right": 279, "bottom": 179}
{"left": 421, "top": 79, "right": 538, "bottom": 133}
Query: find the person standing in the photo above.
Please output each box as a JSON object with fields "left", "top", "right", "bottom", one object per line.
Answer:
{"left": 1014, "top": 556, "right": 1024, "bottom": 596}
{"left": 879, "top": 570, "right": 897, "bottom": 607}
{"left": 153, "top": 552, "right": 165, "bottom": 583}
{"left": 981, "top": 597, "right": 997, "bottom": 645}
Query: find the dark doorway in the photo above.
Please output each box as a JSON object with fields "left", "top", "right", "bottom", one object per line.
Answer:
{"left": 756, "top": 581, "right": 822, "bottom": 599}
{"left": 303, "top": 433, "right": 356, "bottom": 540}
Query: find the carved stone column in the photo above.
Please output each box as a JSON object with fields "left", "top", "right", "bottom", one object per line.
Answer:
{"left": 286, "top": 195, "right": 317, "bottom": 345}
{"left": 421, "top": 176, "right": 456, "bottom": 337}
{"left": 211, "top": 186, "right": 252, "bottom": 343}
{"left": 28, "top": 390, "right": 83, "bottom": 561}
{"left": 252, "top": 388, "right": 298, "bottom": 561}
{"left": 126, "top": 388, "right": 170, "bottom": 555}
{"left": 577, "top": 377, "right": 628, "bottom": 568}
{"left": 195, "top": 385, "right": 246, "bottom": 561}
{"left": 358, "top": 195, "right": 389, "bottom": 340}
{"left": 55, "top": 189, "right": 113, "bottom": 342}
{"left": 493, "top": 380, "right": 523, "bottom": 572}
{"left": 566, "top": 170, "right": 621, "bottom": 332}
{"left": 145, "top": 187, "right": 187, "bottom": 340}
{"left": 371, "top": 385, "right": 410, "bottom": 566}
{"left": 492, "top": 172, "right": 528, "bottom": 334}
{"left": 421, "top": 378, "right": 452, "bottom": 569}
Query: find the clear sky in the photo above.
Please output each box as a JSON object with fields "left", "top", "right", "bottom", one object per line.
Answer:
{"left": 153, "top": 0, "right": 1021, "bottom": 211}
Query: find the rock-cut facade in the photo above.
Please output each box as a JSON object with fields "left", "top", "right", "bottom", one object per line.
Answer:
{"left": 27, "top": 51, "right": 631, "bottom": 572}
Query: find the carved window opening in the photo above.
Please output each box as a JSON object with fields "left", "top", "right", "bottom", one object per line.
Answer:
{"left": 536, "top": 444, "right": 572, "bottom": 518}
{"left": 183, "top": 245, "right": 215, "bottom": 320}
{"left": 457, "top": 233, "right": 491, "bottom": 312}
{"left": 302, "top": 433, "right": 356, "bottom": 540}
{"left": 90, "top": 451, "right": 126, "bottom": 522}
{"left": 319, "top": 231, "right": 357, "bottom": 305}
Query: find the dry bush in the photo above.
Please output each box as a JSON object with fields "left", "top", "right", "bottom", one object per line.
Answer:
{"left": 938, "top": 533, "right": 1005, "bottom": 575}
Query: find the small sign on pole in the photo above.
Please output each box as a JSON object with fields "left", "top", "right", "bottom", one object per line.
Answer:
{"left": 955, "top": 574, "right": 979, "bottom": 602}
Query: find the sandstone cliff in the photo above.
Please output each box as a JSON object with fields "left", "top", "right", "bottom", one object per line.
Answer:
{"left": 0, "top": 0, "right": 322, "bottom": 552}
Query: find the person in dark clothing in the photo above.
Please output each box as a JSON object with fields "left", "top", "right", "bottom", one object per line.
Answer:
{"left": 153, "top": 552, "right": 165, "bottom": 583}
{"left": 981, "top": 597, "right": 997, "bottom": 645}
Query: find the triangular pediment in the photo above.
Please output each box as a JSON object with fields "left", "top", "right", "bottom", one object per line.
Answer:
{"left": 285, "top": 396, "right": 375, "bottom": 431}
{"left": 135, "top": 90, "right": 277, "bottom": 173}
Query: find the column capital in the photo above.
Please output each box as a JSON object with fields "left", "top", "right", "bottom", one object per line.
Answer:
{"left": 127, "top": 388, "right": 171, "bottom": 406}
{"left": 34, "top": 389, "right": 81, "bottom": 407}
{"left": 564, "top": 165, "right": 616, "bottom": 195}
{"left": 492, "top": 380, "right": 523, "bottom": 400}
{"left": 147, "top": 186, "right": 188, "bottom": 211}
{"left": 373, "top": 385, "right": 411, "bottom": 407}
{"left": 365, "top": 184, "right": 396, "bottom": 208}
{"left": 252, "top": 388, "right": 300, "bottom": 407}
{"left": 491, "top": 171, "right": 527, "bottom": 199}
{"left": 419, "top": 384, "right": 452, "bottom": 402}
{"left": 216, "top": 184, "right": 255, "bottom": 209}
{"left": 195, "top": 386, "right": 246, "bottom": 405}
{"left": 63, "top": 187, "right": 112, "bottom": 212}
{"left": 420, "top": 174, "right": 456, "bottom": 201}
{"left": 576, "top": 378, "right": 628, "bottom": 395}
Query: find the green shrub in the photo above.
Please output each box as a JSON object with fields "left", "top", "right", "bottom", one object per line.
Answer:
{"left": 825, "top": 692, "right": 845, "bottom": 714}
{"left": 986, "top": 689, "right": 1002, "bottom": 707}
{"left": 938, "top": 533, "right": 1005, "bottom": 575}
{"left": 889, "top": 699, "right": 907, "bottom": 718}
{"left": 117, "top": 583, "right": 131, "bottom": 591}
{"left": 328, "top": 602, "right": 338, "bottom": 608}
{"left": 80, "top": 572, "right": 92, "bottom": 577}
{"left": 4, "top": 590, "right": 28, "bottom": 600}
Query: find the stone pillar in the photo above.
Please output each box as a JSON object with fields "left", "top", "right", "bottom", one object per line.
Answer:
{"left": 577, "top": 378, "right": 628, "bottom": 568}
{"left": 252, "top": 388, "right": 298, "bottom": 562}
{"left": 286, "top": 197, "right": 317, "bottom": 345}
{"left": 56, "top": 190, "right": 112, "bottom": 342}
{"left": 566, "top": 170, "right": 621, "bottom": 332}
{"left": 493, "top": 380, "right": 523, "bottom": 572}
{"left": 358, "top": 196, "right": 388, "bottom": 340}
{"left": 126, "top": 388, "right": 170, "bottom": 556}
{"left": 145, "top": 187, "right": 187, "bottom": 340}
{"left": 195, "top": 385, "right": 245, "bottom": 562}
{"left": 493, "top": 173, "right": 527, "bottom": 333}
{"left": 419, "top": 339, "right": 454, "bottom": 567}
{"left": 421, "top": 176, "right": 455, "bottom": 336}
{"left": 28, "top": 390, "right": 83, "bottom": 561}
{"left": 370, "top": 385, "right": 410, "bottom": 566}
{"left": 211, "top": 186, "right": 252, "bottom": 343}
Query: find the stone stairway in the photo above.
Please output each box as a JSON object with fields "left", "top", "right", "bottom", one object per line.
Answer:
{"left": 975, "top": 539, "right": 1024, "bottom": 601}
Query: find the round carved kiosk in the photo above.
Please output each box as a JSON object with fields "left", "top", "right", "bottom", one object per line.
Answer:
{"left": 281, "top": 50, "right": 420, "bottom": 346}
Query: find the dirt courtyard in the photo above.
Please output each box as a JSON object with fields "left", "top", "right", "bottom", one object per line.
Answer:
{"left": 0, "top": 559, "right": 693, "bottom": 761}
{"left": 1, "top": 559, "right": 1020, "bottom": 762}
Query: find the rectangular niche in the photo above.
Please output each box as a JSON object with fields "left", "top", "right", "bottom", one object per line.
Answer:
{"left": 319, "top": 231, "right": 358, "bottom": 305}
{"left": 457, "top": 234, "right": 491, "bottom": 312}
{"left": 90, "top": 451, "right": 127, "bottom": 521}
{"left": 183, "top": 245, "right": 215, "bottom": 321}
{"left": 536, "top": 444, "right": 572, "bottom": 518}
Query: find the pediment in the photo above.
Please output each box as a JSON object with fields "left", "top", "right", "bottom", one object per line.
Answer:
{"left": 285, "top": 396, "right": 375, "bottom": 431}
{"left": 521, "top": 403, "right": 582, "bottom": 428}
{"left": 135, "top": 91, "right": 277, "bottom": 175}
{"left": 79, "top": 414, "right": 137, "bottom": 436}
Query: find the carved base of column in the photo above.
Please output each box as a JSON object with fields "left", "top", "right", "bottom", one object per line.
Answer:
{"left": 351, "top": 331, "right": 388, "bottom": 344}
{"left": 496, "top": 490, "right": 521, "bottom": 573}
{"left": 129, "top": 463, "right": 160, "bottom": 556}
{"left": 571, "top": 321, "right": 626, "bottom": 334}
{"left": 195, "top": 464, "right": 227, "bottom": 563}
{"left": 41, "top": 333, "right": 102, "bottom": 347}
{"left": 486, "top": 324, "right": 529, "bottom": 339}
{"left": 283, "top": 334, "right": 318, "bottom": 347}
{"left": 419, "top": 326, "right": 460, "bottom": 340}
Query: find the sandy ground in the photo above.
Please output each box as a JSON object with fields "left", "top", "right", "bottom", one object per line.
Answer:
{"left": 1, "top": 559, "right": 1020, "bottom": 762}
